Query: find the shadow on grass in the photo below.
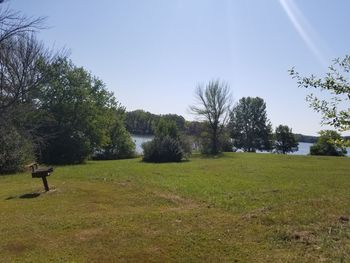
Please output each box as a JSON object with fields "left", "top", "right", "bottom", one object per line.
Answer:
{"left": 5, "top": 192, "right": 41, "bottom": 200}
{"left": 20, "top": 193, "right": 41, "bottom": 199}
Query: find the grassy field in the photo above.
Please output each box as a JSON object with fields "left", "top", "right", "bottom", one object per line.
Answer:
{"left": 0, "top": 153, "right": 350, "bottom": 262}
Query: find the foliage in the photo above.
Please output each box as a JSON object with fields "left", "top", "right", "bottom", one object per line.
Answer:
{"left": 0, "top": 8, "right": 58, "bottom": 172}
{"left": 142, "top": 119, "right": 190, "bottom": 162}
{"left": 229, "top": 97, "right": 273, "bottom": 152}
{"left": 155, "top": 118, "right": 179, "bottom": 139}
{"left": 125, "top": 110, "right": 159, "bottom": 135}
{"left": 310, "top": 130, "right": 347, "bottom": 156}
{"left": 161, "top": 114, "right": 186, "bottom": 131}
{"left": 125, "top": 110, "right": 186, "bottom": 136}
{"left": 290, "top": 56, "right": 350, "bottom": 132}
{"left": 185, "top": 120, "right": 206, "bottom": 137}
{"left": 38, "top": 58, "right": 124, "bottom": 164}
{"left": 274, "top": 125, "right": 299, "bottom": 154}
{"left": 0, "top": 125, "right": 33, "bottom": 174}
{"left": 178, "top": 134, "right": 193, "bottom": 157}
{"left": 190, "top": 80, "right": 232, "bottom": 155}
{"left": 196, "top": 126, "right": 233, "bottom": 154}
{"left": 142, "top": 136, "right": 184, "bottom": 163}
{"left": 219, "top": 131, "right": 234, "bottom": 152}
{"left": 93, "top": 111, "right": 135, "bottom": 160}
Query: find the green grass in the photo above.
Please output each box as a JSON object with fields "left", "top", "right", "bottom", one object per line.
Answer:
{"left": 0, "top": 153, "right": 350, "bottom": 262}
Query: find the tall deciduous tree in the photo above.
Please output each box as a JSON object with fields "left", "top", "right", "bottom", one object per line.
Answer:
{"left": 38, "top": 58, "right": 131, "bottom": 164}
{"left": 274, "top": 125, "right": 298, "bottom": 154}
{"left": 229, "top": 97, "right": 272, "bottom": 152}
{"left": 0, "top": 3, "right": 62, "bottom": 173}
{"left": 189, "top": 80, "right": 232, "bottom": 155}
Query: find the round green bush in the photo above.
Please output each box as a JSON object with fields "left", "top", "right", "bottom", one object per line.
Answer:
{"left": 142, "top": 136, "right": 184, "bottom": 163}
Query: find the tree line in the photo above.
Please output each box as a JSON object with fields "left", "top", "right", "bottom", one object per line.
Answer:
{"left": 126, "top": 109, "right": 326, "bottom": 145}
{"left": 141, "top": 78, "right": 348, "bottom": 163}
{"left": 125, "top": 110, "right": 185, "bottom": 136}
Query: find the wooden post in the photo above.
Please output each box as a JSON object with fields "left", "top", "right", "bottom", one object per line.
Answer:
{"left": 42, "top": 176, "right": 50, "bottom": 191}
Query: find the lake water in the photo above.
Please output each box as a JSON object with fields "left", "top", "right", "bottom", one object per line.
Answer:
{"left": 290, "top": 142, "right": 350, "bottom": 157}
{"left": 131, "top": 135, "right": 350, "bottom": 157}
{"left": 289, "top": 142, "right": 313, "bottom": 156}
{"left": 132, "top": 135, "right": 153, "bottom": 154}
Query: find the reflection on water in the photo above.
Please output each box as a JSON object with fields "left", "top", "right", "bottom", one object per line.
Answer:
{"left": 132, "top": 136, "right": 350, "bottom": 157}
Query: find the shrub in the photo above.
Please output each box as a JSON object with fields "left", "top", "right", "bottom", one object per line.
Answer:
{"left": 0, "top": 126, "right": 34, "bottom": 174}
{"left": 179, "top": 135, "right": 192, "bottom": 159}
{"left": 198, "top": 131, "right": 233, "bottom": 154}
{"left": 310, "top": 130, "right": 347, "bottom": 156}
{"left": 93, "top": 123, "right": 135, "bottom": 160}
{"left": 142, "top": 136, "right": 184, "bottom": 163}
{"left": 220, "top": 133, "right": 234, "bottom": 152}
{"left": 40, "top": 131, "right": 91, "bottom": 164}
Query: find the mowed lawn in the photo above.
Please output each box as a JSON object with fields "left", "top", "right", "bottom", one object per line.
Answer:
{"left": 1, "top": 153, "right": 350, "bottom": 262}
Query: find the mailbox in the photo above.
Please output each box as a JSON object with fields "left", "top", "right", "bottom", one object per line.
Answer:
{"left": 30, "top": 163, "right": 54, "bottom": 191}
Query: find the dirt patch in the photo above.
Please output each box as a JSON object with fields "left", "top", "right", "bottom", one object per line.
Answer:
{"left": 292, "top": 231, "right": 315, "bottom": 244}
{"left": 4, "top": 242, "right": 29, "bottom": 255}
{"left": 75, "top": 228, "right": 104, "bottom": 241}
{"left": 241, "top": 206, "right": 272, "bottom": 220}
{"left": 155, "top": 192, "right": 200, "bottom": 210}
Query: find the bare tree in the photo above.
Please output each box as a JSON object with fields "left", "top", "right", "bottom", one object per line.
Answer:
{"left": 0, "top": 34, "right": 57, "bottom": 111}
{"left": 0, "top": 4, "right": 45, "bottom": 45}
{"left": 0, "top": 3, "right": 48, "bottom": 112}
{"left": 190, "top": 79, "right": 232, "bottom": 154}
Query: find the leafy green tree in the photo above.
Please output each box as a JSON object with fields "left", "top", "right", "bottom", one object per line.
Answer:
{"left": 310, "top": 130, "right": 347, "bottom": 156}
{"left": 0, "top": 32, "right": 58, "bottom": 173}
{"left": 290, "top": 56, "right": 350, "bottom": 132}
{"left": 38, "top": 58, "right": 123, "bottom": 164}
{"left": 190, "top": 80, "right": 232, "bottom": 155}
{"left": 229, "top": 97, "right": 272, "bottom": 152}
{"left": 274, "top": 125, "right": 298, "bottom": 154}
{"left": 93, "top": 110, "right": 135, "bottom": 160}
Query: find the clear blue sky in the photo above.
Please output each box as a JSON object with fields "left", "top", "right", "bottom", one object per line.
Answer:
{"left": 9, "top": 0, "right": 350, "bottom": 135}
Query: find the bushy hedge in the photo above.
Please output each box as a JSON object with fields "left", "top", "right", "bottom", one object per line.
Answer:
{"left": 142, "top": 136, "right": 184, "bottom": 163}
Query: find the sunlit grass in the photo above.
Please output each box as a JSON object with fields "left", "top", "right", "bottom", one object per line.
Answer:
{"left": 0, "top": 153, "right": 349, "bottom": 262}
